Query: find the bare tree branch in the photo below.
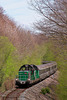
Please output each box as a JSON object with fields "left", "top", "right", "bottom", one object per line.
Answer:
{"left": 30, "top": 0, "right": 67, "bottom": 44}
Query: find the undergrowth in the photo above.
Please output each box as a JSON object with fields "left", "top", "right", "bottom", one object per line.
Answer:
{"left": 41, "top": 87, "right": 50, "bottom": 95}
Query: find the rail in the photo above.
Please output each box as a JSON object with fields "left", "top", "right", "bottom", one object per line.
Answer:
{"left": 0, "top": 88, "right": 26, "bottom": 100}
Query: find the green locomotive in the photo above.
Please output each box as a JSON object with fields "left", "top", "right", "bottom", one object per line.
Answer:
{"left": 15, "top": 62, "right": 57, "bottom": 86}
{"left": 15, "top": 64, "right": 40, "bottom": 85}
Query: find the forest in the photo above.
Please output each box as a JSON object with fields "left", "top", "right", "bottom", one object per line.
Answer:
{"left": 0, "top": 0, "right": 67, "bottom": 100}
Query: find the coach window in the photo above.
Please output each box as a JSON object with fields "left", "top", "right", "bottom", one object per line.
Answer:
{"left": 44, "top": 69, "right": 47, "bottom": 72}
{"left": 55, "top": 65, "right": 56, "bottom": 68}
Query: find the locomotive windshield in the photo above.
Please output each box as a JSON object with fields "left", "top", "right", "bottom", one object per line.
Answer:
{"left": 19, "top": 64, "right": 34, "bottom": 71}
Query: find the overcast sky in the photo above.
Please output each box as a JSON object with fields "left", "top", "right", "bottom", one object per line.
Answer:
{"left": 0, "top": 0, "right": 41, "bottom": 29}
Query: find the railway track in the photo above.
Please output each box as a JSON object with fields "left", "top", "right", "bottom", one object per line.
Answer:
{"left": 1, "top": 88, "right": 26, "bottom": 100}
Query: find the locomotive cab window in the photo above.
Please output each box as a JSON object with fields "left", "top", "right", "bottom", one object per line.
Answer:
{"left": 22, "top": 67, "right": 25, "bottom": 71}
{"left": 19, "top": 65, "right": 33, "bottom": 71}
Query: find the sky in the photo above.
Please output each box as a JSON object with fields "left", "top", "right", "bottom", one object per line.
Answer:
{"left": 0, "top": 0, "right": 41, "bottom": 29}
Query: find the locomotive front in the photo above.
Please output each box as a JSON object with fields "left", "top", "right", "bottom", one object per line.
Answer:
{"left": 15, "top": 65, "right": 33, "bottom": 85}
{"left": 15, "top": 64, "right": 39, "bottom": 86}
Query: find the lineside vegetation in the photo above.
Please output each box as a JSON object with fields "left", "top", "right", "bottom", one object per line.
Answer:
{"left": 0, "top": 4, "right": 67, "bottom": 100}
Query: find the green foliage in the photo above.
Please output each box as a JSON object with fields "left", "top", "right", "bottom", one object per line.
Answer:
{"left": 42, "top": 43, "right": 55, "bottom": 61}
{"left": 41, "top": 88, "right": 46, "bottom": 95}
{"left": 45, "top": 87, "right": 50, "bottom": 93}
{"left": 42, "top": 42, "right": 67, "bottom": 100}
{"left": 0, "top": 36, "right": 17, "bottom": 86}
{"left": 18, "top": 44, "right": 47, "bottom": 66}
{"left": 56, "top": 54, "right": 67, "bottom": 100}
{"left": 41, "top": 87, "right": 50, "bottom": 95}
{"left": 27, "top": 44, "right": 47, "bottom": 65}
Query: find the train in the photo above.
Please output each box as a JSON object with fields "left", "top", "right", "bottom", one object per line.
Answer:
{"left": 15, "top": 61, "right": 57, "bottom": 86}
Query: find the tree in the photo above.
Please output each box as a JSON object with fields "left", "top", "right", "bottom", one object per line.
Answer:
{"left": 0, "top": 36, "right": 15, "bottom": 86}
{"left": 30, "top": 0, "right": 67, "bottom": 44}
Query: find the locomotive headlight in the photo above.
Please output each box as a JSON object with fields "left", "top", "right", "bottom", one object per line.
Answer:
{"left": 27, "top": 78, "right": 30, "bottom": 81}
{"left": 21, "top": 81, "right": 22, "bottom": 84}
{"left": 16, "top": 78, "right": 18, "bottom": 81}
